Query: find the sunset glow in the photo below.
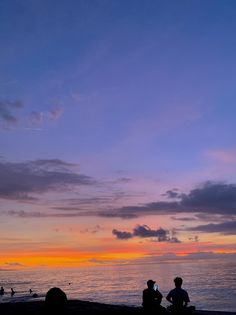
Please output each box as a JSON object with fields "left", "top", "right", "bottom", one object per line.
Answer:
{"left": 1, "top": 0, "right": 236, "bottom": 270}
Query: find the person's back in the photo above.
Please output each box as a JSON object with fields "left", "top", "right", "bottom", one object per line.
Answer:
{"left": 166, "top": 277, "right": 194, "bottom": 315}
{"left": 166, "top": 287, "right": 189, "bottom": 309}
{"left": 45, "top": 287, "right": 68, "bottom": 314}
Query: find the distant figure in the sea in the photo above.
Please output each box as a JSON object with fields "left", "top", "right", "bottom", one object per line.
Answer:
{"left": 166, "top": 277, "right": 195, "bottom": 314}
{"left": 11, "top": 288, "right": 15, "bottom": 296}
{"left": 29, "top": 288, "right": 32, "bottom": 294}
{"left": 45, "top": 287, "right": 68, "bottom": 314}
{"left": 0, "top": 286, "right": 4, "bottom": 295}
{"left": 143, "top": 279, "right": 167, "bottom": 314}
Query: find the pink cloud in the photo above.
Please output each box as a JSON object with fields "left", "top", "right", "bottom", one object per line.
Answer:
{"left": 206, "top": 149, "right": 236, "bottom": 164}
{"left": 47, "top": 107, "right": 63, "bottom": 121}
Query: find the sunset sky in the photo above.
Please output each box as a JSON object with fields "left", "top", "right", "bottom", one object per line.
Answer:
{"left": 1, "top": 0, "right": 236, "bottom": 269}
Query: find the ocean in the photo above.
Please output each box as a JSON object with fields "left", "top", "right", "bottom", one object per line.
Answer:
{"left": 0, "top": 258, "right": 235, "bottom": 312}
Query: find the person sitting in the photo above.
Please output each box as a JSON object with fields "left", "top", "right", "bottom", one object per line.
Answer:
{"left": 45, "top": 287, "right": 68, "bottom": 314}
{"left": 0, "top": 286, "right": 4, "bottom": 296}
{"left": 143, "top": 279, "right": 166, "bottom": 314}
{"left": 166, "top": 277, "right": 195, "bottom": 314}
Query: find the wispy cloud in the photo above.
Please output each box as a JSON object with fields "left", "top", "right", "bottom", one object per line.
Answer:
{"left": 80, "top": 225, "right": 103, "bottom": 234}
{"left": 29, "top": 111, "right": 44, "bottom": 124}
{"left": 0, "top": 100, "right": 23, "bottom": 128}
{"left": 112, "top": 225, "right": 181, "bottom": 243}
{"left": 205, "top": 149, "right": 236, "bottom": 164}
{"left": 0, "top": 159, "right": 95, "bottom": 201}
{"left": 48, "top": 107, "right": 63, "bottom": 121}
{"left": 4, "top": 262, "right": 25, "bottom": 267}
{"left": 186, "top": 220, "right": 236, "bottom": 235}
{"left": 29, "top": 107, "right": 63, "bottom": 125}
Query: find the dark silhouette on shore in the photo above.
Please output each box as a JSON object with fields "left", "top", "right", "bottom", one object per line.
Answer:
{"left": 166, "top": 277, "right": 195, "bottom": 314}
{"left": 29, "top": 288, "right": 32, "bottom": 294}
{"left": 45, "top": 287, "right": 68, "bottom": 314}
{"left": 0, "top": 286, "right": 4, "bottom": 296}
{"left": 10, "top": 288, "right": 15, "bottom": 297}
{"left": 142, "top": 279, "right": 167, "bottom": 314}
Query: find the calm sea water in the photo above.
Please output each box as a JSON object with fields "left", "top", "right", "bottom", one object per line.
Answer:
{"left": 0, "top": 258, "right": 235, "bottom": 312}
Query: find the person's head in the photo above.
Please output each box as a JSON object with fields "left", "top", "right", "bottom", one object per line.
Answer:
{"left": 174, "top": 277, "right": 183, "bottom": 288}
{"left": 45, "top": 287, "right": 67, "bottom": 313}
{"left": 147, "top": 279, "right": 155, "bottom": 289}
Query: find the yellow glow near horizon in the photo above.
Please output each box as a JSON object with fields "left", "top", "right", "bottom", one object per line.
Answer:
{"left": 1, "top": 245, "right": 236, "bottom": 269}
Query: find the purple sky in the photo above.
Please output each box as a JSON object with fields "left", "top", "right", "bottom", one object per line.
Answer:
{"left": 0, "top": 0, "right": 236, "bottom": 268}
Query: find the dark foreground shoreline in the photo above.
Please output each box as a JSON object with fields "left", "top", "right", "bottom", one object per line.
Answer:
{"left": 0, "top": 300, "right": 235, "bottom": 315}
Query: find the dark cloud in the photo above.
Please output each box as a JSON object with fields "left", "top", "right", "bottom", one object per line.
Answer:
{"left": 171, "top": 216, "right": 196, "bottom": 221}
{"left": 112, "top": 225, "right": 181, "bottom": 242}
{"left": 163, "top": 189, "right": 182, "bottom": 199}
{"left": 133, "top": 225, "right": 167, "bottom": 239}
{"left": 0, "top": 100, "right": 23, "bottom": 126}
{"left": 103, "top": 182, "right": 236, "bottom": 218}
{"left": 0, "top": 159, "right": 95, "bottom": 201}
{"left": 112, "top": 229, "right": 133, "bottom": 240}
{"left": 180, "top": 181, "right": 236, "bottom": 214}
{"left": 187, "top": 221, "right": 236, "bottom": 235}
{"left": 3, "top": 210, "right": 96, "bottom": 218}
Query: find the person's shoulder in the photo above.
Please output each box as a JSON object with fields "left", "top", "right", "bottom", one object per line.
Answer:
{"left": 180, "top": 288, "right": 188, "bottom": 294}
{"left": 169, "top": 288, "right": 176, "bottom": 293}
{"left": 167, "top": 288, "right": 175, "bottom": 296}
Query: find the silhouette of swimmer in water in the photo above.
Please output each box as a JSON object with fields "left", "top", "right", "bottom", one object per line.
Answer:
{"left": 0, "top": 286, "right": 4, "bottom": 295}
{"left": 11, "top": 288, "right": 15, "bottom": 296}
{"left": 45, "top": 287, "right": 67, "bottom": 314}
{"left": 143, "top": 280, "right": 167, "bottom": 314}
{"left": 166, "top": 277, "right": 195, "bottom": 314}
{"left": 29, "top": 288, "right": 32, "bottom": 294}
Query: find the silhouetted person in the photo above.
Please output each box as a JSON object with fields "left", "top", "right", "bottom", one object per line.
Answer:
{"left": 143, "top": 279, "right": 166, "bottom": 314}
{"left": 0, "top": 286, "right": 4, "bottom": 295}
{"left": 45, "top": 287, "right": 68, "bottom": 314}
{"left": 29, "top": 288, "right": 32, "bottom": 294}
{"left": 11, "top": 288, "right": 15, "bottom": 296}
{"left": 166, "top": 277, "right": 195, "bottom": 315}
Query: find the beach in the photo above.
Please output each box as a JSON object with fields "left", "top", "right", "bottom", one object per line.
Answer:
{"left": 0, "top": 300, "right": 236, "bottom": 315}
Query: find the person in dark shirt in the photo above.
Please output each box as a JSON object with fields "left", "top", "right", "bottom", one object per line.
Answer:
{"left": 143, "top": 279, "right": 166, "bottom": 314}
{"left": 166, "top": 277, "right": 195, "bottom": 314}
